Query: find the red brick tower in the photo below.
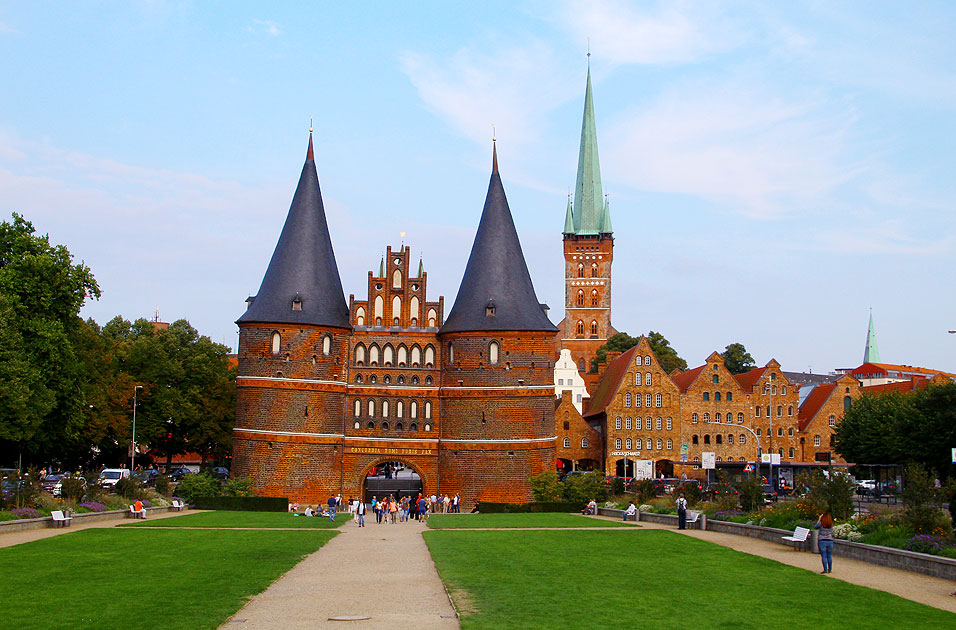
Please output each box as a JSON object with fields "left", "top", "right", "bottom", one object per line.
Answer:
{"left": 438, "top": 143, "right": 559, "bottom": 504}
{"left": 559, "top": 64, "right": 614, "bottom": 375}
{"left": 232, "top": 133, "right": 352, "bottom": 503}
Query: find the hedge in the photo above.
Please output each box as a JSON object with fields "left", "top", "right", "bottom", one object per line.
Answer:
{"left": 477, "top": 501, "right": 582, "bottom": 513}
{"left": 191, "top": 496, "right": 288, "bottom": 512}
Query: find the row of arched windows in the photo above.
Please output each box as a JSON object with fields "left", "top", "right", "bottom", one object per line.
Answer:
{"left": 357, "top": 420, "right": 431, "bottom": 432}
{"left": 692, "top": 412, "right": 746, "bottom": 424}
{"left": 562, "top": 438, "right": 590, "bottom": 448}
{"left": 353, "top": 374, "right": 434, "bottom": 386}
{"left": 575, "top": 262, "right": 600, "bottom": 278}
{"left": 754, "top": 405, "right": 793, "bottom": 417}
{"left": 614, "top": 438, "right": 672, "bottom": 451}
{"left": 691, "top": 434, "right": 748, "bottom": 445}
{"left": 355, "top": 301, "right": 438, "bottom": 327}
{"left": 624, "top": 392, "right": 663, "bottom": 408}
{"left": 353, "top": 398, "right": 433, "bottom": 420}
{"left": 575, "top": 289, "right": 601, "bottom": 307}
{"left": 613, "top": 417, "right": 672, "bottom": 431}
{"left": 701, "top": 391, "right": 734, "bottom": 401}
{"left": 354, "top": 343, "right": 435, "bottom": 368}
{"left": 270, "top": 331, "right": 332, "bottom": 356}
{"left": 575, "top": 320, "right": 599, "bottom": 336}
{"left": 634, "top": 372, "right": 654, "bottom": 386}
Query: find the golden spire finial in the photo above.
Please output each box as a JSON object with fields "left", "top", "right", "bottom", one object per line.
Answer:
{"left": 309, "top": 115, "right": 313, "bottom": 134}
{"left": 587, "top": 37, "right": 591, "bottom": 61}
{"left": 492, "top": 123, "right": 496, "bottom": 143}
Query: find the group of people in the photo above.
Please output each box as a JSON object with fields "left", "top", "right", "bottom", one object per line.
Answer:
{"left": 288, "top": 494, "right": 343, "bottom": 521}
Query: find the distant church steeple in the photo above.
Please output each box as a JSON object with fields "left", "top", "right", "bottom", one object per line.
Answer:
{"left": 565, "top": 65, "right": 611, "bottom": 236}
{"left": 864, "top": 309, "right": 881, "bottom": 364}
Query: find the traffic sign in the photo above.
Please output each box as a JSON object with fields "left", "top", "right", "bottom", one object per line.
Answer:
{"left": 744, "top": 464, "right": 753, "bottom": 472}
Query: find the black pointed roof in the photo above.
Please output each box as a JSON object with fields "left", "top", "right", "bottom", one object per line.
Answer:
{"left": 440, "top": 145, "right": 557, "bottom": 334}
{"left": 237, "top": 135, "right": 351, "bottom": 329}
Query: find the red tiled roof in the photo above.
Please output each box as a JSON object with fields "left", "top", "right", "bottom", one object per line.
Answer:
{"left": 798, "top": 384, "right": 835, "bottom": 431}
{"left": 848, "top": 362, "right": 956, "bottom": 380}
{"left": 733, "top": 366, "right": 766, "bottom": 392}
{"left": 671, "top": 365, "right": 705, "bottom": 393}
{"left": 862, "top": 378, "right": 932, "bottom": 394}
{"left": 583, "top": 345, "right": 639, "bottom": 418}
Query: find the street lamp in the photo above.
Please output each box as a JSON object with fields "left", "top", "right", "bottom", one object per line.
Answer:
{"left": 131, "top": 385, "right": 143, "bottom": 472}
{"left": 704, "top": 418, "right": 761, "bottom": 477}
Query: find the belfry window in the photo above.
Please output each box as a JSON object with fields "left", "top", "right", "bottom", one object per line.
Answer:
{"left": 590, "top": 321, "right": 598, "bottom": 336}
{"left": 576, "top": 321, "right": 584, "bottom": 335}
{"left": 322, "top": 335, "right": 332, "bottom": 356}
{"left": 590, "top": 290, "right": 598, "bottom": 307}
{"left": 271, "top": 331, "right": 281, "bottom": 354}
{"left": 489, "top": 341, "right": 499, "bottom": 364}
{"left": 591, "top": 263, "right": 598, "bottom": 277}
{"left": 576, "top": 291, "right": 585, "bottom": 307}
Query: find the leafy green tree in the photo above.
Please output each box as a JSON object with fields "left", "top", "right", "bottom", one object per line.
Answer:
{"left": 833, "top": 391, "right": 915, "bottom": 465}
{"left": 222, "top": 477, "right": 256, "bottom": 498}
{"left": 561, "top": 471, "right": 608, "bottom": 504}
{"left": 0, "top": 214, "right": 100, "bottom": 461}
{"left": 590, "top": 331, "right": 687, "bottom": 374}
{"left": 738, "top": 475, "right": 763, "bottom": 511}
{"left": 721, "top": 343, "right": 756, "bottom": 375}
{"left": 902, "top": 463, "right": 946, "bottom": 535}
{"left": 174, "top": 471, "right": 221, "bottom": 502}
{"left": 528, "top": 470, "right": 562, "bottom": 501}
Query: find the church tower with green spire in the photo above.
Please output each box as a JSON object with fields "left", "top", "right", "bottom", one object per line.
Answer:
{"left": 560, "top": 61, "right": 615, "bottom": 373}
{"left": 864, "top": 309, "right": 881, "bottom": 364}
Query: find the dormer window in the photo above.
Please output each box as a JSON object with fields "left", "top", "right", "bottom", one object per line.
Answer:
{"left": 291, "top": 294, "right": 303, "bottom": 312}
{"left": 485, "top": 299, "right": 496, "bottom": 317}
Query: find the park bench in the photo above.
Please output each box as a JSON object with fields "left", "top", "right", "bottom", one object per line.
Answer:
{"left": 171, "top": 499, "right": 185, "bottom": 511}
{"left": 685, "top": 511, "right": 699, "bottom": 527}
{"left": 50, "top": 510, "right": 72, "bottom": 528}
{"left": 129, "top": 505, "right": 147, "bottom": 519}
{"left": 782, "top": 526, "right": 811, "bottom": 548}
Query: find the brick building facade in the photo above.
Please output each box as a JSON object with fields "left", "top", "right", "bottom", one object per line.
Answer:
{"left": 233, "top": 137, "right": 557, "bottom": 506}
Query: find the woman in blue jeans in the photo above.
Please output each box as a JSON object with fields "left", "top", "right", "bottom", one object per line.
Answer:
{"left": 815, "top": 512, "right": 834, "bottom": 574}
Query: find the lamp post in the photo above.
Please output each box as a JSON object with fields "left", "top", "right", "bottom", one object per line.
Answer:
{"left": 131, "top": 385, "right": 143, "bottom": 472}
{"left": 704, "top": 418, "right": 761, "bottom": 477}
{"left": 768, "top": 375, "right": 774, "bottom": 489}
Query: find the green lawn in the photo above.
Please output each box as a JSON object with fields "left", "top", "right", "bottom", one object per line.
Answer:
{"left": 425, "top": 529, "right": 956, "bottom": 629}
{"left": 427, "top": 513, "right": 630, "bottom": 529}
{"left": 0, "top": 528, "right": 334, "bottom": 630}
{"left": 122, "top": 510, "right": 350, "bottom": 529}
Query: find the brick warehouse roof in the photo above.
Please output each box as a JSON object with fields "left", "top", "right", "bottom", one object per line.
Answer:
{"left": 583, "top": 344, "right": 639, "bottom": 418}
{"left": 440, "top": 143, "right": 557, "bottom": 334}
{"left": 238, "top": 134, "right": 351, "bottom": 329}
{"left": 797, "top": 383, "right": 835, "bottom": 431}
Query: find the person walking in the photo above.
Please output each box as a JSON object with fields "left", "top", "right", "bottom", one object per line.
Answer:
{"left": 815, "top": 512, "right": 834, "bottom": 574}
{"left": 356, "top": 498, "right": 366, "bottom": 527}
{"left": 327, "top": 494, "right": 337, "bottom": 522}
{"left": 389, "top": 496, "right": 398, "bottom": 524}
{"left": 418, "top": 496, "right": 428, "bottom": 522}
{"left": 676, "top": 493, "right": 688, "bottom": 530}
{"left": 453, "top": 493, "right": 460, "bottom": 513}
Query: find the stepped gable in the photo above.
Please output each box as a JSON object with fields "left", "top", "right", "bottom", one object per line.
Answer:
{"left": 583, "top": 344, "right": 639, "bottom": 418}
{"left": 238, "top": 134, "right": 350, "bottom": 329}
{"left": 440, "top": 144, "right": 557, "bottom": 334}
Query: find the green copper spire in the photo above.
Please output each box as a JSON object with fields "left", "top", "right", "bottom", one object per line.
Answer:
{"left": 417, "top": 257, "right": 424, "bottom": 277}
{"left": 864, "top": 309, "right": 881, "bottom": 364}
{"left": 563, "top": 197, "right": 575, "bottom": 234}
{"left": 378, "top": 256, "right": 384, "bottom": 277}
{"left": 600, "top": 196, "right": 612, "bottom": 234}
{"left": 572, "top": 66, "right": 608, "bottom": 235}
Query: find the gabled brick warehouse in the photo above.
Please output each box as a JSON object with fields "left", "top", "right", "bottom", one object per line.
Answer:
{"left": 232, "top": 136, "right": 557, "bottom": 506}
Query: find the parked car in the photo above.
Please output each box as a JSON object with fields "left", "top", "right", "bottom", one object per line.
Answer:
{"left": 168, "top": 467, "right": 193, "bottom": 482}
{"left": 97, "top": 468, "right": 130, "bottom": 490}
{"left": 131, "top": 469, "right": 160, "bottom": 486}
{"left": 761, "top": 484, "right": 778, "bottom": 503}
{"left": 207, "top": 467, "right": 230, "bottom": 480}
{"left": 41, "top": 473, "right": 70, "bottom": 497}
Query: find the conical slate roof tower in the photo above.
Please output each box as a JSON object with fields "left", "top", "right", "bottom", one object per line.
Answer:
{"left": 237, "top": 134, "right": 350, "bottom": 329}
{"left": 440, "top": 143, "right": 556, "bottom": 334}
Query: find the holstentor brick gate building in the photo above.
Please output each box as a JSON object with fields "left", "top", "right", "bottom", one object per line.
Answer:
{"left": 232, "top": 133, "right": 558, "bottom": 506}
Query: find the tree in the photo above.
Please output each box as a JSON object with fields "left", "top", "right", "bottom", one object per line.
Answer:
{"left": 902, "top": 463, "right": 945, "bottom": 535}
{"left": 589, "top": 330, "right": 687, "bottom": 374}
{"left": 0, "top": 213, "right": 100, "bottom": 462}
{"left": 528, "top": 470, "right": 562, "bottom": 502}
{"left": 721, "top": 343, "right": 756, "bottom": 375}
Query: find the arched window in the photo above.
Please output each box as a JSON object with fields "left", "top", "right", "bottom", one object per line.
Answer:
{"left": 591, "top": 263, "right": 598, "bottom": 277}
{"left": 626, "top": 438, "right": 632, "bottom": 450}
{"left": 425, "top": 376, "right": 433, "bottom": 385}
{"left": 726, "top": 392, "right": 733, "bottom": 401}
{"left": 727, "top": 434, "right": 734, "bottom": 444}
{"left": 666, "top": 417, "right": 672, "bottom": 430}
{"left": 392, "top": 269, "right": 402, "bottom": 289}
{"left": 424, "top": 402, "right": 432, "bottom": 419}
{"left": 625, "top": 417, "right": 632, "bottom": 430}
{"left": 411, "top": 376, "right": 420, "bottom": 385}
{"left": 564, "top": 438, "right": 571, "bottom": 448}
{"left": 489, "top": 341, "right": 499, "bottom": 365}
{"left": 645, "top": 372, "right": 652, "bottom": 386}
{"left": 427, "top": 308, "right": 437, "bottom": 327}
{"left": 396, "top": 401, "right": 404, "bottom": 418}
{"left": 692, "top": 413, "right": 699, "bottom": 423}
{"left": 397, "top": 375, "right": 406, "bottom": 385}
{"left": 656, "top": 417, "right": 663, "bottom": 430}
{"left": 367, "top": 400, "right": 375, "bottom": 417}
{"left": 655, "top": 393, "right": 662, "bottom": 407}
{"left": 703, "top": 413, "right": 710, "bottom": 422}
{"left": 740, "top": 434, "right": 746, "bottom": 444}
{"left": 381, "top": 400, "right": 389, "bottom": 417}
{"left": 590, "top": 290, "right": 598, "bottom": 307}
{"left": 322, "top": 335, "right": 332, "bottom": 356}
{"left": 590, "top": 321, "right": 598, "bottom": 336}
{"left": 704, "top": 435, "right": 711, "bottom": 444}
{"left": 576, "top": 321, "right": 584, "bottom": 335}
{"left": 582, "top": 438, "right": 589, "bottom": 448}
{"left": 666, "top": 439, "right": 673, "bottom": 450}
{"left": 692, "top": 435, "right": 699, "bottom": 445}
{"left": 788, "top": 405, "right": 794, "bottom": 416}
{"left": 381, "top": 421, "right": 389, "bottom": 431}
{"left": 703, "top": 392, "right": 710, "bottom": 401}
{"left": 615, "top": 417, "right": 622, "bottom": 430}
{"left": 615, "top": 438, "right": 622, "bottom": 449}
{"left": 644, "top": 356, "right": 652, "bottom": 366}
{"left": 397, "top": 345, "right": 408, "bottom": 366}
{"left": 447, "top": 342, "right": 455, "bottom": 365}
{"left": 828, "top": 415, "right": 836, "bottom": 427}
{"left": 374, "top": 295, "right": 384, "bottom": 319}
{"left": 635, "top": 438, "right": 643, "bottom": 449}
{"left": 737, "top": 413, "right": 744, "bottom": 424}
{"left": 424, "top": 345, "right": 435, "bottom": 367}
{"left": 392, "top": 295, "right": 402, "bottom": 323}
{"left": 577, "top": 264, "right": 584, "bottom": 278}
{"left": 625, "top": 393, "right": 632, "bottom": 407}
{"left": 410, "top": 401, "right": 418, "bottom": 418}
{"left": 368, "top": 375, "right": 377, "bottom": 384}
{"left": 383, "top": 375, "right": 391, "bottom": 384}
{"left": 576, "top": 291, "right": 584, "bottom": 307}
{"left": 410, "top": 296, "right": 420, "bottom": 322}
{"left": 788, "top": 427, "right": 795, "bottom": 436}
{"left": 355, "top": 374, "right": 362, "bottom": 383}
{"left": 656, "top": 438, "right": 663, "bottom": 450}
{"left": 788, "top": 447, "right": 795, "bottom": 458}
{"left": 354, "top": 399, "right": 361, "bottom": 417}
{"left": 578, "top": 359, "right": 586, "bottom": 371}
{"left": 636, "top": 417, "right": 643, "bottom": 430}
{"left": 814, "top": 435, "right": 821, "bottom": 447}
{"left": 383, "top": 344, "right": 394, "bottom": 366}
{"left": 271, "top": 331, "right": 281, "bottom": 354}
{"left": 356, "top": 307, "right": 365, "bottom": 326}
{"left": 396, "top": 422, "right": 404, "bottom": 431}
{"left": 715, "top": 392, "right": 722, "bottom": 402}
{"left": 844, "top": 396, "right": 852, "bottom": 412}
{"left": 354, "top": 344, "right": 366, "bottom": 365}
{"left": 409, "top": 422, "right": 418, "bottom": 431}
{"left": 369, "top": 344, "right": 380, "bottom": 366}
{"left": 366, "top": 421, "right": 375, "bottom": 429}
{"left": 411, "top": 345, "right": 421, "bottom": 366}
{"left": 777, "top": 405, "right": 782, "bottom": 417}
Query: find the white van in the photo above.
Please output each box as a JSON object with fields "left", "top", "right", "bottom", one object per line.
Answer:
{"left": 98, "top": 468, "right": 130, "bottom": 490}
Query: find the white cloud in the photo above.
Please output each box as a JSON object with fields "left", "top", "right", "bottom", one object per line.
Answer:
{"left": 812, "top": 221, "right": 955, "bottom": 256}
{"left": 548, "top": 0, "right": 742, "bottom": 65}
{"left": 602, "top": 78, "right": 862, "bottom": 217}
{"left": 250, "top": 19, "right": 280, "bottom": 37}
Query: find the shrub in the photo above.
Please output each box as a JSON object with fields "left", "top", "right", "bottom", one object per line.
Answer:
{"left": 113, "top": 477, "right": 144, "bottom": 500}
{"left": 634, "top": 479, "right": 657, "bottom": 504}
{"left": 174, "top": 472, "right": 221, "bottom": 503}
{"left": 737, "top": 476, "right": 763, "bottom": 512}
{"left": 561, "top": 471, "right": 608, "bottom": 504}
{"left": 674, "top": 480, "right": 702, "bottom": 505}
{"left": 904, "top": 534, "right": 956, "bottom": 556}
{"left": 638, "top": 504, "right": 652, "bottom": 512}
{"left": 902, "top": 463, "right": 944, "bottom": 535}
{"left": 9, "top": 507, "right": 42, "bottom": 520}
{"left": 796, "top": 469, "right": 855, "bottom": 520}
{"left": 60, "top": 476, "right": 86, "bottom": 502}
{"left": 190, "top": 496, "right": 293, "bottom": 512}
{"left": 154, "top": 475, "right": 170, "bottom": 497}
{"left": 222, "top": 477, "right": 256, "bottom": 498}
{"left": 528, "top": 471, "right": 562, "bottom": 502}
{"left": 832, "top": 522, "right": 862, "bottom": 542}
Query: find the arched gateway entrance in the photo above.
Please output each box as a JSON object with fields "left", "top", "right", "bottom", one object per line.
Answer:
{"left": 362, "top": 460, "right": 423, "bottom": 503}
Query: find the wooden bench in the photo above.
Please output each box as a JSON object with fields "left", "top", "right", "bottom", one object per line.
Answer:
{"left": 171, "top": 500, "right": 185, "bottom": 511}
{"left": 782, "top": 526, "right": 811, "bottom": 548}
{"left": 129, "top": 505, "right": 147, "bottom": 519}
{"left": 50, "top": 510, "right": 72, "bottom": 528}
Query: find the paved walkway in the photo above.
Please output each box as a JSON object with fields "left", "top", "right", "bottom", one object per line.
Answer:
{"left": 222, "top": 516, "right": 459, "bottom": 629}
{"left": 586, "top": 514, "right": 956, "bottom": 613}
{"left": 0, "top": 509, "right": 192, "bottom": 549}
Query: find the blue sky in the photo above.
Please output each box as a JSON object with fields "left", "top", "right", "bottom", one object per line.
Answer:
{"left": 1, "top": 1, "right": 954, "bottom": 374}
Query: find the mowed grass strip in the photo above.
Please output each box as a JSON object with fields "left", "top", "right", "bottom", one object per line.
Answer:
{"left": 123, "top": 510, "right": 350, "bottom": 528}
{"left": 427, "top": 513, "right": 630, "bottom": 529}
{"left": 425, "top": 529, "right": 956, "bottom": 630}
{"left": 0, "top": 528, "right": 334, "bottom": 630}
